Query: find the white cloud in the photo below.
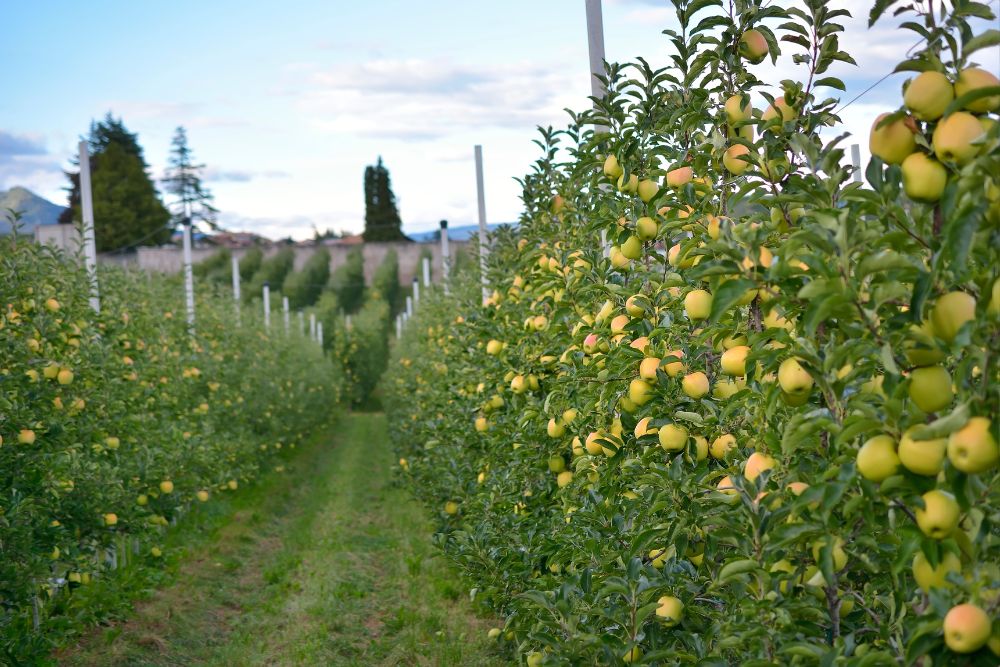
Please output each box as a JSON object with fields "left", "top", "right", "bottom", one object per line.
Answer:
{"left": 288, "top": 58, "right": 584, "bottom": 141}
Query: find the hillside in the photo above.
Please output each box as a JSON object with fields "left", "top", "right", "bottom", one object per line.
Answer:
{"left": 0, "top": 187, "right": 66, "bottom": 235}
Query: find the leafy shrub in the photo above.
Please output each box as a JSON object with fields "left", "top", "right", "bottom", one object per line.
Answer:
{"left": 283, "top": 248, "right": 331, "bottom": 309}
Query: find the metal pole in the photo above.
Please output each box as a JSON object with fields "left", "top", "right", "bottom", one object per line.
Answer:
{"left": 231, "top": 254, "right": 241, "bottom": 323}
{"left": 262, "top": 282, "right": 270, "bottom": 329}
{"left": 282, "top": 296, "right": 290, "bottom": 333}
{"left": 585, "top": 0, "right": 607, "bottom": 106}
{"left": 182, "top": 221, "right": 195, "bottom": 330}
{"left": 413, "top": 277, "right": 420, "bottom": 307}
{"left": 422, "top": 256, "right": 431, "bottom": 287}
{"left": 474, "top": 145, "right": 489, "bottom": 304}
{"left": 440, "top": 220, "right": 450, "bottom": 294}
{"left": 78, "top": 141, "right": 100, "bottom": 313}
{"left": 851, "top": 144, "right": 862, "bottom": 183}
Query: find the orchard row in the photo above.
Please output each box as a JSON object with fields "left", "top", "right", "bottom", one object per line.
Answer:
{"left": 388, "top": 0, "right": 998, "bottom": 664}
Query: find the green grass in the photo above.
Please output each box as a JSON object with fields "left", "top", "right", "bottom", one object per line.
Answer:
{"left": 58, "top": 414, "right": 504, "bottom": 666}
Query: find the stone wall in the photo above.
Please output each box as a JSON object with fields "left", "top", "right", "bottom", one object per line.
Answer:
{"left": 132, "top": 240, "right": 467, "bottom": 286}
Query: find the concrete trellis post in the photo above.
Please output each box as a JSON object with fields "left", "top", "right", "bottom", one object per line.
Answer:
{"left": 395, "top": 314, "right": 402, "bottom": 338}
{"left": 440, "top": 220, "right": 450, "bottom": 294}
{"left": 413, "top": 277, "right": 420, "bottom": 307}
{"left": 231, "top": 255, "right": 241, "bottom": 323}
{"left": 317, "top": 322, "right": 323, "bottom": 348}
{"left": 474, "top": 145, "right": 489, "bottom": 304}
{"left": 585, "top": 0, "right": 607, "bottom": 104}
{"left": 406, "top": 295, "right": 413, "bottom": 318}
{"left": 422, "top": 256, "right": 431, "bottom": 287}
{"left": 282, "top": 296, "right": 290, "bottom": 333}
{"left": 298, "top": 310, "right": 305, "bottom": 335}
{"left": 851, "top": 144, "right": 863, "bottom": 183}
{"left": 262, "top": 282, "right": 271, "bottom": 329}
{"left": 346, "top": 314, "right": 352, "bottom": 330}
{"left": 78, "top": 141, "right": 100, "bottom": 313}
{"left": 182, "top": 221, "right": 195, "bottom": 330}
{"left": 309, "top": 313, "right": 316, "bottom": 341}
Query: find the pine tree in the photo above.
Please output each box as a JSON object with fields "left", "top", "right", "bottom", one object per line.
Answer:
{"left": 60, "top": 113, "right": 170, "bottom": 252}
{"left": 162, "top": 126, "right": 218, "bottom": 231}
{"left": 362, "top": 157, "right": 410, "bottom": 242}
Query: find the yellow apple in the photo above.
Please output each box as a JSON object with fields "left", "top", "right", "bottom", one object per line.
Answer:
{"left": 684, "top": 290, "right": 713, "bottom": 320}
{"left": 869, "top": 113, "right": 916, "bottom": 164}
{"left": 777, "top": 358, "right": 812, "bottom": 395}
{"left": 908, "top": 365, "right": 953, "bottom": 413}
{"left": 943, "top": 603, "right": 992, "bottom": 653}
{"left": 621, "top": 235, "right": 643, "bottom": 260}
{"left": 585, "top": 431, "right": 605, "bottom": 456}
{"left": 611, "top": 314, "right": 630, "bottom": 335}
{"left": 720, "top": 345, "right": 750, "bottom": 376}
{"left": 663, "top": 350, "right": 685, "bottom": 377}
{"left": 639, "top": 357, "right": 661, "bottom": 381}
{"left": 710, "top": 433, "right": 737, "bottom": 460}
{"left": 947, "top": 417, "right": 998, "bottom": 473}
{"left": 104, "top": 513, "right": 118, "bottom": 526}
{"left": 912, "top": 550, "right": 961, "bottom": 590}
{"left": 548, "top": 456, "right": 566, "bottom": 473}
{"left": 954, "top": 67, "right": 1000, "bottom": 113}
{"left": 901, "top": 153, "right": 947, "bottom": 202}
{"left": 659, "top": 424, "right": 688, "bottom": 452}
{"left": 511, "top": 374, "right": 528, "bottom": 394}
{"left": 556, "top": 471, "right": 574, "bottom": 488}
{"left": 898, "top": 426, "right": 947, "bottom": 476}
{"left": 725, "top": 94, "right": 752, "bottom": 123}
{"left": 903, "top": 71, "right": 954, "bottom": 120}
{"left": 738, "top": 29, "right": 768, "bottom": 64}
{"left": 622, "top": 646, "right": 642, "bottom": 663}
{"left": 625, "top": 295, "right": 645, "bottom": 317}
{"left": 486, "top": 339, "right": 504, "bottom": 355}
{"left": 655, "top": 595, "right": 684, "bottom": 626}
{"left": 682, "top": 372, "right": 710, "bottom": 399}
{"left": 717, "top": 475, "right": 738, "bottom": 497}
{"left": 196, "top": 490, "right": 210, "bottom": 502}
{"left": 933, "top": 112, "right": 985, "bottom": 165}
{"left": 604, "top": 154, "right": 623, "bottom": 180}
{"left": 812, "top": 537, "right": 848, "bottom": 570}
{"left": 930, "top": 291, "right": 976, "bottom": 342}
{"left": 723, "top": 144, "right": 752, "bottom": 175}
{"left": 762, "top": 96, "right": 796, "bottom": 125}
{"left": 635, "top": 216, "right": 658, "bottom": 240}
{"left": 744, "top": 451, "right": 776, "bottom": 481}
{"left": 159, "top": 480, "right": 174, "bottom": 494}
{"left": 57, "top": 368, "right": 74, "bottom": 385}
{"left": 444, "top": 501, "right": 459, "bottom": 515}
{"left": 666, "top": 166, "right": 693, "bottom": 188}
{"left": 475, "top": 416, "right": 489, "bottom": 433}
{"left": 915, "top": 489, "right": 960, "bottom": 539}
{"left": 547, "top": 418, "right": 566, "bottom": 438}
{"left": 856, "top": 435, "right": 900, "bottom": 482}
{"left": 18, "top": 429, "right": 36, "bottom": 445}
{"left": 634, "top": 417, "right": 656, "bottom": 438}
{"left": 617, "top": 173, "right": 639, "bottom": 193}
{"left": 693, "top": 435, "right": 709, "bottom": 461}
{"left": 628, "top": 379, "right": 654, "bottom": 406}
{"left": 637, "top": 179, "right": 660, "bottom": 203}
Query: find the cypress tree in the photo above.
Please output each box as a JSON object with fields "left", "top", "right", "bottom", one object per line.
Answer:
{"left": 61, "top": 114, "right": 170, "bottom": 252}
{"left": 362, "top": 157, "right": 409, "bottom": 242}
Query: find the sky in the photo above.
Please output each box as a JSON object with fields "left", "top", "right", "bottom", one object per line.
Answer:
{"left": 2, "top": 1, "right": 997, "bottom": 241}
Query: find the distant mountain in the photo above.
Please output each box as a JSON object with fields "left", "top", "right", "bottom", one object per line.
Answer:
{"left": 407, "top": 222, "right": 516, "bottom": 243}
{"left": 0, "top": 187, "right": 66, "bottom": 235}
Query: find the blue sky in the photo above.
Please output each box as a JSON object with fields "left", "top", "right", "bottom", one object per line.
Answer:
{"left": 2, "top": 1, "right": 995, "bottom": 240}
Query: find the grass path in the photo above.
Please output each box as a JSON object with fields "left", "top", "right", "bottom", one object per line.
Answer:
{"left": 59, "top": 413, "right": 502, "bottom": 666}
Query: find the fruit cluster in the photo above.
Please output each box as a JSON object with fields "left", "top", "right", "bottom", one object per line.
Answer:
{"left": 0, "top": 236, "right": 342, "bottom": 654}
{"left": 388, "top": 0, "right": 998, "bottom": 664}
